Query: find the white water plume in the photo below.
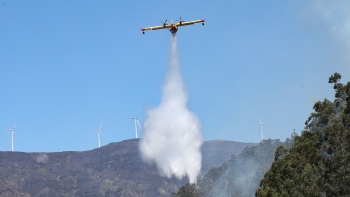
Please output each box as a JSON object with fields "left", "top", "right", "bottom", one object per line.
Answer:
{"left": 139, "top": 37, "right": 203, "bottom": 183}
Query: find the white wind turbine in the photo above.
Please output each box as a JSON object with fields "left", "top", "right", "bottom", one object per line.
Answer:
{"left": 4, "top": 121, "right": 18, "bottom": 152}
{"left": 92, "top": 122, "right": 104, "bottom": 148}
{"left": 130, "top": 110, "right": 141, "bottom": 138}
{"left": 258, "top": 118, "right": 267, "bottom": 141}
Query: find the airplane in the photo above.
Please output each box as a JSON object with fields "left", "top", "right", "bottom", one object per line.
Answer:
{"left": 141, "top": 17, "right": 205, "bottom": 35}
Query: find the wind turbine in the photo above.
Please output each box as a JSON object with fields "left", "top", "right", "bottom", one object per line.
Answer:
{"left": 4, "top": 121, "right": 18, "bottom": 151}
{"left": 92, "top": 122, "right": 104, "bottom": 148}
{"left": 258, "top": 118, "right": 267, "bottom": 141}
{"left": 130, "top": 110, "right": 141, "bottom": 138}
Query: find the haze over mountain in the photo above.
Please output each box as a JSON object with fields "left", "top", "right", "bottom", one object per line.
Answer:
{"left": 0, "top": 139, "right": 256, "bottom": 197}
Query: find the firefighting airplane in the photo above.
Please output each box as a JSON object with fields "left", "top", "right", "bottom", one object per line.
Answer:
{"left": 141, "top": 17, "right": 205, "bottom": 35}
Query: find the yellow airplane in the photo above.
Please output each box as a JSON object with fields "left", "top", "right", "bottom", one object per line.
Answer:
{"left": 141, "top": 17, "right": 205, "bottom": 35}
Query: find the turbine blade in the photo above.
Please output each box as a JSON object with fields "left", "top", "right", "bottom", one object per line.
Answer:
{"left": 3, "top": 129, "right": 12, "bottom": 131}
{"left": 13, "top": 120, "right": 18, "bottom": 130}
{"left": 13, "top": 132, "right": 17, "bottom": 140}
{"left": 100, "top": 131, "right": 105, "bottom": 138}
{"left": 136, "top": 120, "right": 142, "bottom": 130}
{"left": 99, "top": 122, "right": 102, "bottom": 130}
{"left": 258, "top": 117, "right": 262, "bottom": 124}
{"left": 136, "top": 107, "right": 141, "bottom": 118}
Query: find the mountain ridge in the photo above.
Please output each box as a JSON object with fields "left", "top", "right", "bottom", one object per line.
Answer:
{"left": 0, "top": 139, "right": 257, "bottom": 197}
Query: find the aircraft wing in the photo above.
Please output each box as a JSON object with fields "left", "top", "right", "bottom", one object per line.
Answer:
{"left": 141, "top": 25, "right": 169, "bottom": 31}
{"left": 177, "top": 19, "right": 205, "bottom": 27}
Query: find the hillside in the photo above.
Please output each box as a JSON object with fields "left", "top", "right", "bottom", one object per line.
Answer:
{"left": 200, "top": 140, "right": 257, "bottom": 175}
{"left": 0, "top": 139, "right": 255, "bottom": 197}
{"left": 172, "top": 138, "right": 295, "bottom": 197}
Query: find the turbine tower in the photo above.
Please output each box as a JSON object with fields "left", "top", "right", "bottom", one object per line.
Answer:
{"left": 130, "top": 110, "right": 141, "bottom": 138}
{"left": 258, "top": 118, "right": 267, "bottom": 141}
{"left": 4, "top": 121, "right": 18, "bottom": 151}
{"left": 92, "top": 122, "right": 104, "bottom": 148}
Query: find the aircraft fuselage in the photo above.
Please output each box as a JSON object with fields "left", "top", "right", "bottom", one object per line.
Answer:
{"left": 169, "top": 25, "right": 178, "bottom": 34}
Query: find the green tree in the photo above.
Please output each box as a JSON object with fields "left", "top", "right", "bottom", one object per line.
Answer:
{"left": 256, "top": 73, "right": 350, "bottom": 196}
{"left": 171, "top": 183, "right": 200, "bottom": 197}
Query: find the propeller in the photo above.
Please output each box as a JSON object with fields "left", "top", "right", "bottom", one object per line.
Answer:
{"left": 161, "top": 19, "right": 167, "bottom": 25}
{"left": 177, "top": 17, "right": 184, "bottom": 22}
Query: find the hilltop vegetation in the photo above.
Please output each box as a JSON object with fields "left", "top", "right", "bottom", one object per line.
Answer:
{"left": 256, "top": 73, "right": 350, "bottom": 196}
{"left": 172, "top": 72, "right": 350, "bottom": 197}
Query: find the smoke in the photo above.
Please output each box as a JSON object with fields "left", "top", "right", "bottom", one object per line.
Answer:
{"left": 212, "top": 158, "right": 261, "bottom": 197}
{"left": 309, "top": 1, "right": 350, "bottom": 49}
{"left": 35, "top": 153, "right": 49, "bottom": 164}
{"left": 139, "top": 37, "right": 203, "bottom": 183}
{"left": 299, "top": 0, "right": 350, "bottom": 73}
{"left": 197, "top": 139, "right": 286, "bottom": 196}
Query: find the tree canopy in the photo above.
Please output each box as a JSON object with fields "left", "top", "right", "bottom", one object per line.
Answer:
{"left": 256, "top": 72, "right": 350, "bottom": 196}
{"left": 172, "top": 73, "right": 350, "bottom": 197}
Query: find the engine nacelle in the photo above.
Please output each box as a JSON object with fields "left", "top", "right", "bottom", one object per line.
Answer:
{"left": 202, "top": 22, "right": 204, "bottom": 26}
{"left": 142, "top": 31, "right": 145, "bottom": 34}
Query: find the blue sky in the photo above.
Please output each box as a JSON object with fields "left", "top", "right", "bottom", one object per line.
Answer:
{"left": 1, "top": 1, "right": 349, "bottom": 152}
